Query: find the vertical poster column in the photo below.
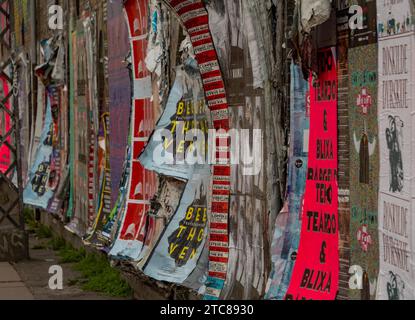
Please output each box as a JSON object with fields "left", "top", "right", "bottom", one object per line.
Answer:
{"left": 376, "top": 0, "right": 415, "bottom": 300}
{"left": 107, "top": 0, "right": 131, "bottom": 207}
{"left": 336, "top": 4, "right": 351, "bottom": 300}
{"left": 265, "top": 63, "right": 309, "bottom": 300}
{"left": 164, "top": 0, "right": 232, "bottom": 300}
{"left": 348, "top": 0, "right": 379, "bottom": 300}
{"left": 285, "top": 47, "right": 339, "bottom": 300}
{"left": 109, "top": 0, "right": 156, "bottom": 260}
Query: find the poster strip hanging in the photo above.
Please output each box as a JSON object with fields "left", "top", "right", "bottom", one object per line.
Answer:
{"left": 109, "top": 0, "right": 158, "bottom": 260}
{"left": 107, "top": 0, "right": 131, "bottom": 207}
{"left": 348, "top": 0, "right": 379, "bottom": 300}
{"left": 376, "top": 0, "right": 415, "bottom": 300}
{"left": 265, "top": 63, "right": 310, "bottom": 300}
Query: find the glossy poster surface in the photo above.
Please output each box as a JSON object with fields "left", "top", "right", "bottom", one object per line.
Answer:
{"left": 285, "top": 47, "right": 339, "bottom": 300}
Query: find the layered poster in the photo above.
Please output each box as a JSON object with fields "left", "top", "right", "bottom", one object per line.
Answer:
{"left": 0, "top": 75, "right": 11, "bottom": 174}
{"left": 143, "top": 166, "right": 210, "bottom": 286}
{"left": 348, "top": 0, "right": 379, "bottom": 300}
{"left": 376, "top": 0, "right": 415, "bottom": 300}
{"left": 109, "top": 0, "right": 157, "bottom": 260}
{"left": 107, "top": 0, "right": 131, "bottom": 207}
{"left": 66, "top": 22, "right": 90, "bottom": 236}
{"left": 84, "top": 2, "right": 113, "bottom": 246}
{"left": 23, "top": 92, "right": 54, "bottom": 209}
{"left": 45, "top": 86, "right": 65, "bottom": 214}
{"left": 285, "top": 47, "right": 339, "bottom": 300}
{"left": 266, "top": 63, "right": 310, "bottom": 299}
{"left": 161, "top": 0, "right": 232, "bottom": 300}
{"left": 139, "top": 67, "right": 209, "bottom": 180}
{"left": 84, "top": 14, "right": 99, "bottom": 233}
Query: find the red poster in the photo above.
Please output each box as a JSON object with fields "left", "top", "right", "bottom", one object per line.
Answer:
{"left": 285, "top": 47, "right": 339, "bottom": 300}
{"left": 0, "top": 75, "right": 11, "bottom": 174}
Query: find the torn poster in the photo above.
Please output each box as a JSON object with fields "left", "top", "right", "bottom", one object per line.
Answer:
{"left": 266, "top": 63, "right": 310, "bottom": 300}
{"left": 139, "top": 66, "right": 209, "bottom": 180}
{"left": 136, "top": 178, "right": 186, "bottom": 270}
{"left": 23, "top": 91, "right": 54, "bottom": 209}
{"left": 84, "top": 1, "right": 113, "bottom": 247}
{"left": 66, "top": 21, "right": 90, "bottom": 236}
{"left": 143, "top": 166, "right": 210, "bottom": 287}
{"left": 45, "top": 86, "right": 66, "bottom": 214}
{"left": 376, "top": 0, "right": 415, "bottom": 300}
{"left": 285, "top": 47, "right": 339, "bottom": 300}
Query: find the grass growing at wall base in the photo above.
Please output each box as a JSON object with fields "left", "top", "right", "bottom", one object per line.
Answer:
{"left": 24, "top": 209, "right": 132, "bottom": 298}
{"left": 53, "top": 241, "right": 132, "bottom": 298}
{"left": 73, "top": 254, "right": 133, "bottom": 298}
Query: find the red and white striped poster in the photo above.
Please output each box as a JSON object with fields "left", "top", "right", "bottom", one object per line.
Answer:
{"left": 164, "top": 0, "right": 231, "bottom": 300}
{"left": 110, "top": 0, "right": 158, "bottom": 260}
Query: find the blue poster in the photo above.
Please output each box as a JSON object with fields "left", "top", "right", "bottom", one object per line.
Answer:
{"left": 139, "top": 66, "right": 208, "bottom": 180}
{"left": 23, "top": 92, "right": 54, "bottom": 209}
{"left": 265, "top": 63, "right": 309, "bottom": 299}
{"left": 143, "top": 166, "right": 210, "bottom": 286}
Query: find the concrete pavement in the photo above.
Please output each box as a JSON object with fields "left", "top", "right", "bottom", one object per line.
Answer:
{"left": 0, "top": 262, "right": 34, "bottom": 300}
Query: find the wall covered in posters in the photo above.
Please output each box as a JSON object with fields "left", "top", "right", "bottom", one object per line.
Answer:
{"left": 163, "top": 0, "right": 233, "bottom": 301}
{"left": 12, "top": 0, "right": 415, "bottom": 302}
{"left": 377, "top": 0, "right": 415, "bottom": 300}
{"left": 206, "top": 0, "right": 268, "bottom": 300}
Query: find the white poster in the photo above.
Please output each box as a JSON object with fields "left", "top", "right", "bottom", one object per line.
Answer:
{"left": 377, "top": 0, "right": 415, "bottom": 300}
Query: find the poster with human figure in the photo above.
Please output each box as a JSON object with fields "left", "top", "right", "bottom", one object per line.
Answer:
{"left": 376, "top": 0, "right": 415, "bottom": 301}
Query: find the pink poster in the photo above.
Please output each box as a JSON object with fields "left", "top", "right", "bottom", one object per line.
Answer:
{"left": 285, "top": 47, "right": 339, "bottom": 300}
{"left": 0, "top": 75, "right": 11, "bottom": 174}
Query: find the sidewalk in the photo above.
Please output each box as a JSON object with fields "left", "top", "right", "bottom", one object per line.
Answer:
{"left": 0, "top": 262, "right": 34, "bottom": 300}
